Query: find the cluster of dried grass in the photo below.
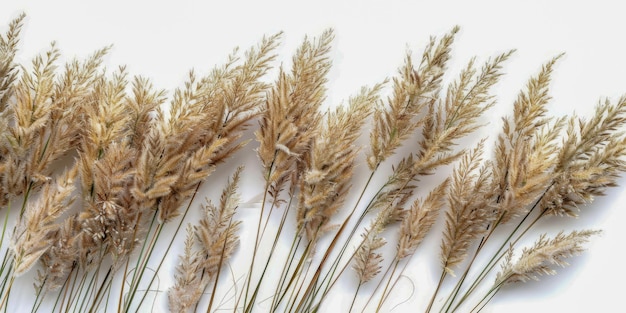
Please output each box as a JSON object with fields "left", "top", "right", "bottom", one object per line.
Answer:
{"left": 1, "top": 14, "right": 625, "bottom": 313}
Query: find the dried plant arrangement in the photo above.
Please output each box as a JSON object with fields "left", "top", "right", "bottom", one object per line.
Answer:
{"left": 0, "top": 12, "right": 625, "bottom": 313}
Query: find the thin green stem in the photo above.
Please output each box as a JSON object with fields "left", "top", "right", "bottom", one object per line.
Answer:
{"left": 450, "top": 198, "right": 547, "bottom": 312}
{"left": 124, "top": 222, "right": 162, "bottom": 313}
{"left": 122, "top": 211, "right": 158, "bottom": 312}
{"left": 128, "top": 224, "right": 163, "bottom": 312}
{"left": 87, "top": 267, "right": 111, "bottom": 313}
{"left": 295, "top": 169, "right": 378, "bottom": 312}
{"left": 311, "top": 184, "right": 398, "bottom": 311}
{"left": 287, "top": 255, "right": 313, "bottom": 313}
{"left": 0, "top": 260, "right": 11, "bottom": 305}
{"left": 470, "top": 281, "right": 503, "bottom": 313}
{"left": 376, "top": 256, "right": 415, "bottom": 312}
{"left": 133, "top": 182, "right": 201, "bottom": 313}
{"left": 0, "top": 182, "right": 34, "bottom": 310}
{"left": 270, "top": 234, "right": 301, "bottom": 311}
{"left": 51, "top": 264, "right": 74, "bottom": 313}
{"left": 31, "top": 276, "right": 47, "bottom": 313}
{"left": 0, "top": 275, "right": 15, "bottom": 310}
{"left": 425, "top": 271, "right": 447, "bottom": 313}
{"left": 119, "top": 212, "right": 142, "bottom": 313}
{"left": 273, "top": 239, "right": 310, "bottom": 312}
{"left": 207, "top": 215, "right": 237, "bottom": 313}
{"left": 474, "top": 291, "right": 497, "bottom": 313}
{"left": 104, "top": 278, "right": 113, "bottom": 313}
{"left": 348, "top": 282, "right": 362, "bottom": 313}
{"left": 442, "top": 213, "right": 504, "bottom": 313}
{"left": 78, "top": 253, "right": 104, "bottom": 312}
{"left": 74, "top": 267, "right": 96, "bottom": 313}
{"left": 240, "top": 176, "right": 271, "bottom": 311}
{"left": 0, "top": 198, "right": 11, "bottom": 252}
{"left": 360, "top": 257, "right": 396, "bottom": 313}
{"left": 375, "top": 260, "right": 400, "bottom": 312}
{"left": 284, "top": 233, "right": 321, "bottom": 313}
{"left": 0, "top": 237, "right": 10, "bottom": 281}
{"left": 245, "top": 190, "right": 295, "bottom": 313}
{"left": 75, "top": 249, "right": 107, "bottom": 313}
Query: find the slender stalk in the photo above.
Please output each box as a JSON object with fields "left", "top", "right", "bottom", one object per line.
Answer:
{"left": 123, "top": 212, "right": 157, "bottom": 310}
{"left": 272, "top": 239, "right": 310, "bottom": 312}
{"left": 104, "top": 278, "right": 113, "bottom": 313}
{"left": 348, "top": 282, "right": 362, "bottom": 313}
{"left": 294, "top": 169, "right": 378, "bottom": 312}
{"left": 51, "top": 264, "right": 74, "bottom": 313}
{"left": 0, "top": 198, "right": 10, "bottom": 252}
{"left": 71, "top": 272, "right": 90, "bottom": 313}
{"left": 373, "top": 254, "right": 416, "bottom": 312}
{"left": 248, "top": 214, "right": 287, "bottom": 309}
{"left": 75, "top": 248, "right": 107, "bottom": 313}
{"left": 286, "top": 256, "right": 314, "bottom": 313}
{"left": 207, "top": 216, "right": 237, "bottom": 313}
{"left": 0, "top": 247, "right": 9, "bottom": 280}
{"left": 0, "top": 248, "right": 10, "bottom": 298}
{"left": 474, "top": 290, "right": 497, "bottom": 313}
{"left": 0, "top": 275, "right": 15, "bottom": 309}
{"left": 123, "top": 222, "right": 162, "bottom": 313}
{"left": 441, "top": 212, "right": 504, "bottom": 313}
{"left": 270, "top": 234, "right": 301, "bottom": 311}
{"left": 470, "top": 281, "right": 503, "bottom": 313}
{"left": 359, "top": 257, "right": 396, "bottom": 313}
{"left": 30, "top": 276, "right": 47, "bottom": 313}
{"left": 425, "top": 271, "right": 447, "bottom": 313}
{"left": 87, "top": 267, "right": 111, "bottom": 313}
{"left": 310, "top": 174, "right": 410, "bottom": 311}
{"left": 119, "top": 212, "right": 142, "bottom": 313}
{"left": 95, "top": 272, "right": 115, "bottom": 312}
{"left": 240, "top": 175, "right": 272, "bottom": 311}
{"left": 244, "top": 191, "right": 294, "bottom": 313}
{"left": 259, "top": 186, "right": 287, "bottom": 242}
{"left": 132, "top": 182, "right": 201, "bottom": 312}
{"left": 57, "top": 270, "right": 72, "bottom": 313}
{"left": 375, "top": 259, "right": 400, "bottom": 312}
{"left": 82, "top": 253, "right": 108, "bottom": 312}
{"left": 449, "top": 197, "right": 548, "bottom": 312}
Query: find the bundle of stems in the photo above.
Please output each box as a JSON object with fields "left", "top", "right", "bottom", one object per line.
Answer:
{"left": 1, "top": 13, "right": 625, "bottom": 313}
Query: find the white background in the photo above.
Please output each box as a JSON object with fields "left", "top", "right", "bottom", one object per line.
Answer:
{"left": 2, "top": 1, "right": 626, "bottom": 312}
